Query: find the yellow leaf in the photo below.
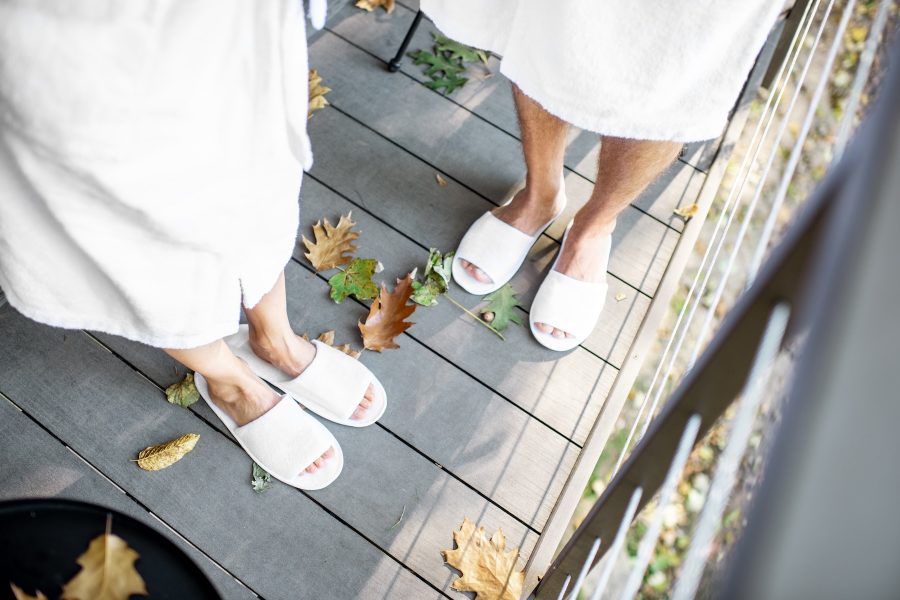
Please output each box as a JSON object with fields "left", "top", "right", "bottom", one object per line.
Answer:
{"left": 303, "top": 330, "right": 362, "bottom": 359}
{"left": 308, "top": 69, "right": 331, "bottom": 119}
{"left": 355, "top": 0, "right": 395, "bottom": 13}
{"left": 673, "top": 202, "right": 700, "bottom": 220}
{"left": 359, "top": 273, "right": 417, "bottom": 352}
{"left": 615, "top": 292, "right": 627, "bottom": 302}
{"left": 136, "top": 433, "right": 199, "bottom": 471}
{"left": 441, "top": 518, "right": 524, "bottom": 600}
{"left": 850, "top": 26, "right": 868, "bottom": 43}
{"left": 10, "top": 584, "right": 48, "bottom": 600}
{"left": 302, "top": 213, "right": 360, "bottom": 272}
{"left": 61, "top": 528, "right": 148, "bottom": 600}
{"left": 435, "top": 173, "right": 448, "bottom": 187}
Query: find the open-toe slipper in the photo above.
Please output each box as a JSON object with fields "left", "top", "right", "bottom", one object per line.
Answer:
{"left": 225, "top": 325, "right": 387, "bottom": 427}
{"left": 529, "top": 227, "right": 610, "bottom": 352}
{"left": 452, "top": 183, "right": 566, "bottom": 295}
{"left": 194, "top": 373, "right": 343, "bottom": 490}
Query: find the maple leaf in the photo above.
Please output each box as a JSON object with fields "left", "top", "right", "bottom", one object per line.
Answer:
{"left": 480, "top": 284, "right": 523, "bottom": 333}
{"left": 359, "top": 273, "right": 417, "bottom": 351}
{"left": 251, "top": 462, "right": 272, "bottom": 493}
{"left": 9, "top": 584, "right": 47, "bottom": 600}
{"left": 328, "top": 257, "right": 379, "bottom": 304}
{"left": 442, "top": 518, "right": 524, "bottom": 600}
{"left": 411, "top": 249, "right": 454, "bottom": 306}
{"left": 61, "top": 525, "right": 148, "bottom": 600}
{"left": 164, "top": 373, "right": 199, "bottom": 408}
{"left": 355, "top": 0, "right": 395, "bottom": 13}
{"left": 308, "top": 69, "right": 331, "bottom": 119}
{"left": 673, "top": 202, "right": 700, "bottom": 221}
{"left": 135, "top": 433, "right": 199, "bottom": 471}
{"left": 302, "top": 213, "right": 360, "bottom": 272}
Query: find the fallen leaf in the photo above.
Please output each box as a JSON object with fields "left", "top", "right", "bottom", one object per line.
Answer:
{"left": 136, "top": 433, "right": 199, "bottom": 471}
{"left": 328, "top": 257, "right": 379, "bottom": 303}
{"left": 359, "top": 273, "right": 417, "bottom": 351}
{"left": 9, "top": 584, "right": 47, "bottom": 600}
{"left": 442, "top": 518, "right": 524, "bottom": 600}
{"left": 165, "top": 373, "right": 199, "bottom": 408}
{"left": 302, "top": 330, "right": 362, "bottom": 359}
{"left": 411, "top": 249, "right": 454, "bottom": 306}
{"left": 673, "top": 203, "right": 700, "bottom": 220}
{"left": 61, "top": 526, "right": 148, "bottom": 600}
{"left": 308, "top": 69, "right": 331, "bottom": 119}
{"left": 435, "top": 173, "right": 448, "bottom": 187}
{"left": 615, "top": 292, "right": 628, "bottom": 302}
{"left": 434, "top": 34, "right": 489, "bottom": 64}
{"left": 251, "top": 462, "right": 272, "bottom": 493}
{"left": 302, "top": 213, "right": 360, "bottom": 272}
{"left": 355, "top": 0, "right": 395, "bottom": 13}
{"left": 481, "top": 284, "right": 523, "bottom": 333}
{"left": 424, "top": 74, "right": 469, "bottom": 95}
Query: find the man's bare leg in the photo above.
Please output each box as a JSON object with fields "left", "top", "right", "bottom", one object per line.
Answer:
{"left": 534, "top": 136, "right": 681, "bottom": 338}
{"left": 459, "top": 85, "right": 569, "bottom": 283}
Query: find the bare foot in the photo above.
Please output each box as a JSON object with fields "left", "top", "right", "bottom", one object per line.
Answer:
{"left": 461, "top": 184, "right": 565, "bottom": 284}
{"left": 205, "top": 363, "right": 334, "bottom": 475}
{"left": 534, "top": 220, "right": 613, "bottom": 340}
{"left": 248, "top": 328, "right": 374, "bottom": 421}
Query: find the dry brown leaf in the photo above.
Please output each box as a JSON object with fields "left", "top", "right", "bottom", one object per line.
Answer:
{"left": 673, "top": 202, "right": 700, "bottom": 220}
{"left": 136, "top": 433, "right": 199, "bottom": 471}
{"left": 615, "top": 292, "right": 628, "bottom": 302}
{"left": 435, "top": 173, "right": 448, "bottom": 187}
{"left": 302, "top": 213, "right": 360, "bottom": 272}
{"left": 358, "top": 273, "right": 417, "bottom": 351}
{"left": 442, "top": 518, "right": 524, "bottom": 600}
{"left": 10, "top": 584, "right": 47, "bottom": 600}
{"left": 355, "top": 0, "right": 395, "bottom": 13}
{"left": 308, "top": 69, "right": 331, "bottom": 119}
{"left": 61, "top": 528, "right": 147, "bottom": 600}
{"left": 302, "top": 330, "right": 362, "bottom": 359}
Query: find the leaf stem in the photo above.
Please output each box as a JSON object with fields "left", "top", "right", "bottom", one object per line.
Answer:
{"left": 445, "top": 294, "right": 505, "bottom": 340}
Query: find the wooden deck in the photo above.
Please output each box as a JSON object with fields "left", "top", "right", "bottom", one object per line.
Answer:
{"left": 0, "top": 2, "right": 771, "bottom": 598}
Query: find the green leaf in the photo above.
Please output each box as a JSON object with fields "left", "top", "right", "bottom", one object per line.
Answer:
{"left": 165, "top": 373, "right": 200, "bottom": 408}
{"left": 411, "top": 249, "right": 454, "bottom": 306}
{"left": 433, "top": 34, "right": 487, "bottom": 64}
{"left": 328, "top": 257, "right": 379, "bottom": 303}
{"left": 425, "top": 74, "right": 469, "bottom": 95}
{"left": 408, "top": 49, "right": 464, "bottom": 78}
{"left": 251, "top": 462, "right": 272, "bottom": 493}
{"left": 481, "top": 284, "right": 524, "bottom": 333}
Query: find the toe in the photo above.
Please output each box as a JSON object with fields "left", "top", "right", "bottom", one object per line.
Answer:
{"left": 460, "top": 259, "right": 471, "bottom": 269}
{"left": 305, "top": 464, "right": 318, "bottom": 474}
{"left": 552, "top": 328, "right": 566, "bottom": 339}
{"left": 364, "top": 384, "right": 375, "bottom": 401}
{"left": 360, "top": 398, "right": 372, "bottom": 408}
{"left": 535, "top": 322, "right": 553, "bottom": 334}
{"left": 314, "top": 458, "right": 324, "bottom": 468}
{"left": 323, "top": 447, "right": 335, "bottom": 459}
{"left": 463, "top": 263, "right": 493, "bottom": 284}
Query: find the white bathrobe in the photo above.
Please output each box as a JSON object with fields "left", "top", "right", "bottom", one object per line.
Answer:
{"left": 0, "top": 0, "right": 314, "bottom": 348}
{"left": 421, "top": 0, "right": 783, "bottom": 142}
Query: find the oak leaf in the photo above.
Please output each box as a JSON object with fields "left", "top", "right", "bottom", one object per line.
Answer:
{"left": 434, "top": 34, "right": 489, "bottom": 64}
{"left": 308, "top": 69, "right": 331, "bottom": 119}
{"left": 9, "top": 584, "right": 47, "bottom": 600}
{"left": 135, "top": 433, "right": 199, "bottom": 471}
{"left": 359, "top": 273, "right": 417, "bottom": 351}
{"left": 480, "top": 284, "right": 523, "bottom": 333}
{"left": 302, "top": 213, "right": 360, "bottom": 272}
{"left": 355, "top": 0, "right": 395, "bottom": 13}
{"left": 165, "top": 373, "right": 199, "bottom": 408}
{"left": 61, "top": 529, "right": 148, "bottom": 600}
{"left": 302, "top": 330, "right": 362, "bottom": 359}
{"left": 673, "top": 202, "right": 700, "bottom": 220}
{"left": 328, "top": 257, "right": 379, "bottom": 303}
{"left": 442, "top": 518, "right": 524, "bottom": 600}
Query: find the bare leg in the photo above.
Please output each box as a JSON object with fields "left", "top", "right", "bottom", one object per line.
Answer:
{"left": 534, "top": 136, "right": 681, "bottom": 338}
{"left": 460, "top": 85, "right": 569, "bottom": 283}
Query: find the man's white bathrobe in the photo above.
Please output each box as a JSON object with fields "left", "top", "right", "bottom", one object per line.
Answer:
{"left": 421, "top": 0, "right": 783, "bottom": 142}
{"left": 0, "top": 1, "right": 313, "bottom": 348}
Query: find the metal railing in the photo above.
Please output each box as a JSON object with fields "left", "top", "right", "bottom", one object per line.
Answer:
{"left": 530, "top": 1, "right": 898, "bottom": 597}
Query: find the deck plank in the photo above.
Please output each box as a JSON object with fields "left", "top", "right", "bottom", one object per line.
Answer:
{"left": 0, "top": 398, "right": 257, "bottom": 600}
{"left": 0, "top": 308, "right": 445, "bottom": 600}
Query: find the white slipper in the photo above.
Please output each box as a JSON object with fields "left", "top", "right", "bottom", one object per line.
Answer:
{"left": 452, "top": 183, "right": 567, "bottom": 295}
{"left": 529, "top": 226, "right": 610, "bottom": 352}
{"left": 224, "top": 325, "right": 387, "bottom": 427}
{"left": 194, "top": 372, "right": 343, "bottom": 490}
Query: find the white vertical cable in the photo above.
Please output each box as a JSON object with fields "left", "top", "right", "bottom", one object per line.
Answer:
{"left": 617, "top": 415, "right": 703, "bottom": 600}
{"left": 555, "top": 575, "right": 573, "bottom": 600}
{"left": 566, "top": 538, "right": 602, "bottom": 600}
{"left": 588, "top": 487, "right": 644, "bottom": 600}
{"left": 671, "top": 303, "right": 791, "bottom": 600}
{"left": 746, "top": 0, "right": 861, "bottom": 282}
{"left": 686, "top": 0, "right": 842, "bottom": 369}
{"left": 609, "top": 0, "right": 824, "bottom": 478}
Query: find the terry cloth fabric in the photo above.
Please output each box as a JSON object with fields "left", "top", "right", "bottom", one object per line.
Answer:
{"left": 421, "top": 0, "right": 783, "bottom": 142}
{"left": 0, "top": 0, "right": 316, "bottom": 349}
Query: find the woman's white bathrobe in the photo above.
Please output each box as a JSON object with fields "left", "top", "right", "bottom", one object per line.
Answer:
{"left": 0, "top": 1, "right": 314, "bottom": 348}
{"left": 421, "top": 0, "right": 783, "bottom": 142}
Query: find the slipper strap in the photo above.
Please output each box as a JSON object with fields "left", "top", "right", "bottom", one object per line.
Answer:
{"left": 234, "top": 396, "right": 332, "bottom": 481}
{"left": 290, "top": 340, "right": 370, "bottom": 421}
{"left": 531, "top": 270, "right": 608, "bottom": 337}
{"left": 456, "top": 212, "right": 539, "bottom": 285}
